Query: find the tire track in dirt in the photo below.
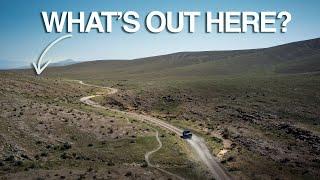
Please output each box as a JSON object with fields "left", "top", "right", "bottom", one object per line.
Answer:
{"left": 145, "top": 129, "right": 184, "bottom": 180}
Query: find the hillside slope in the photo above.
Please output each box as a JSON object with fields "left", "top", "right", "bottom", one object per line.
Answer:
{"left": 37, "top": 38, "right": 320, "bottom": 80}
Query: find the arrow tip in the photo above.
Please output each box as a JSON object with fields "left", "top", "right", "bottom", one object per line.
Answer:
{"left": 32, "top": 62, "right": 43, "bottom": 75}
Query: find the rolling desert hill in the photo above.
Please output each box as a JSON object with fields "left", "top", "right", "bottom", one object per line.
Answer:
{"left": 36, "top": 37, "right": 320, "bottom": 80}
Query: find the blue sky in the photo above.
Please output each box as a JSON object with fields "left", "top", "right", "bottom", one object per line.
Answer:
{"left": 0, "top": 0, "right": 320, "bottom": 68}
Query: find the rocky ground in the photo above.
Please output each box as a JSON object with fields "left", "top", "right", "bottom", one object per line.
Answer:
{"left": 0, "top": 73, "right": 202, "bottom": 180}
{"left": 94, "top": 74, "right": 320, "bottom": 179}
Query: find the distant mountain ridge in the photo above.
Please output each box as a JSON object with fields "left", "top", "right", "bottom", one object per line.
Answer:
{"left": 49, "top": 59, "right": 79, "bottom": 67}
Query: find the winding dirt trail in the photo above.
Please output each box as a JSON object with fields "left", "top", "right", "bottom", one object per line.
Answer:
{"left": 144, "top": 130, "right": 162, "bottom": 167}
{"left": 145, "top": 130, "right": 184, "bottom": 180}
{"left": 75, "top": 80, "right": 231, "bottom": 180}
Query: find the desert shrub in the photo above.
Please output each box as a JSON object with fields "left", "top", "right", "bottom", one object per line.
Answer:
{"left": 61, "top": 142, "right": 72, "bottom": 150}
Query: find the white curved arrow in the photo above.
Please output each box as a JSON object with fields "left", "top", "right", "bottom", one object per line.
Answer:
{"left": 33, "top": 34, "right": 72, "bottom": 75}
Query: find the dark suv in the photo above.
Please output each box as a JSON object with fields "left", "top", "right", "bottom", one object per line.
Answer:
{"left": 181, "top": 130, "right": 192, "bottom": 139}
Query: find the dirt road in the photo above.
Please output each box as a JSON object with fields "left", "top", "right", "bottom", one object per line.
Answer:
{"left": 76, "top": 80, "right": 231, "bottom": 180}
